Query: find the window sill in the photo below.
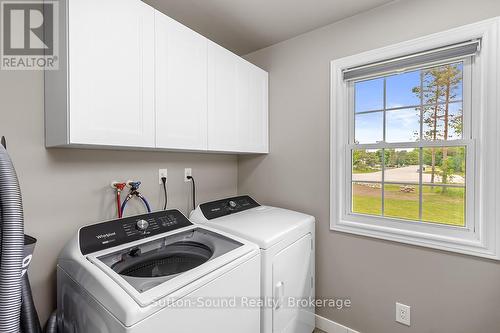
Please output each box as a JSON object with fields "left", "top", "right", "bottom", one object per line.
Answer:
{"left": 332, "top": 217, "right": 497, "bottom": 260}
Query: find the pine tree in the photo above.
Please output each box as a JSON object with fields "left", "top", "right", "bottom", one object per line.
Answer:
{"left": 412, "top": 64, "right": 463, "bottom": 189}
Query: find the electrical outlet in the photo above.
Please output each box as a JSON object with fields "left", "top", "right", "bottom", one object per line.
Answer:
{"left": 396, "top": 302, "right": 411, "bottom": 326}
{"left": 159, "top": 169, "right": 168, "bottom": 185}
{"left": 184, "top": 168, "right": 192, "bottom": 182}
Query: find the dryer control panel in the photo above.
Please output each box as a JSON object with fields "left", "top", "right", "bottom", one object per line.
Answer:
{"left": 79, "top": 210, "right": 192, "bottom": 255}
{"left": 199, "top": 195, "right": 260, "bottom": 220}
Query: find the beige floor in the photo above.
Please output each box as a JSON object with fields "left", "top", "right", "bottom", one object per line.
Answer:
{"left": 313, "top": 329, "right": 326, "bottom": 333}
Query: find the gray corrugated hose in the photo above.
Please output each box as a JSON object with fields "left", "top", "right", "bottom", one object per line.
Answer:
{"left": 0, "top": 143, "right": 24, "bottom": 333}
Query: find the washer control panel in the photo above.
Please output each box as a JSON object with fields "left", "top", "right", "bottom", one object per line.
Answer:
{"left": 199, "top": 195, "right": 260, "bottom": 220}
{"left": 79, "top": 210, "right": 192, "bottom": 255}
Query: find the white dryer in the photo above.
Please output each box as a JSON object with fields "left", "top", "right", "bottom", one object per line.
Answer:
{"left": 57, "top": 209, "right": 261, "bottom": 333}
{"left": 190, "top": 196, "right": 315, "bottom": 333}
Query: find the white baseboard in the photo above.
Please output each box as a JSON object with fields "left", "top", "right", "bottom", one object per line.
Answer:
{"left": 315, "top": 314, "right": 360, "bottom": 333}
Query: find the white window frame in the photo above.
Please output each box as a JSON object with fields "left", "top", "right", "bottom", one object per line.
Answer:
{"left": 330, "top": 18, "right": 500, "bottom": 259}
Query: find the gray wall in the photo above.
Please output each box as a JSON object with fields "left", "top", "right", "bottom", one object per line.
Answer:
{"left": 0, "top": 70, "right": 238, "bottom": 322}
{"left": 239, "top": 0, "right": 500, "bottom": 332}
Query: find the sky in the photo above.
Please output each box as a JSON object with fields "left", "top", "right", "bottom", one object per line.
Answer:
{"left": 354, "top": 64, "right": 463, "bottom": 144}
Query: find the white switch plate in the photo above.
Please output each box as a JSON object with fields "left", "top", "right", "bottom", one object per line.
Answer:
{"left": 184, "top": 168, "right": 192, "bottom": 182}
{"left": 159, "top": 169, "right": 168, "bottom": 184}
{"left": 396, "top": 302, "right": 411, "bottom": 326}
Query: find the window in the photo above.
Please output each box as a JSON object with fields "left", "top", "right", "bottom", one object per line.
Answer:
{"left": 352, "top": 61, "right": 468, "bottom": 227}
{"left": 330, "top": 18, "right": 500, "bottom": 259}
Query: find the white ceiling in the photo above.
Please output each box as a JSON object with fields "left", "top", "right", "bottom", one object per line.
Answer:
{"left": 144, "top": 0, "right": 395, "bottom": 55}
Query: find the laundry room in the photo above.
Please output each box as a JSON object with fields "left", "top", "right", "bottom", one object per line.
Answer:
{"left": 1, "top": 0, "right": 500, "bottom": 333}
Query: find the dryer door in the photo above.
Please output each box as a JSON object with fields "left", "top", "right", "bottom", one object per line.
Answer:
{"left": 272, "top": 234, "right": 314, "bottom": 333}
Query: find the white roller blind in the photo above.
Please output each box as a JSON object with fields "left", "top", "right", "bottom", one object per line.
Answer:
{"left": 343, "top": 39, "right": 481, "bottom": 81}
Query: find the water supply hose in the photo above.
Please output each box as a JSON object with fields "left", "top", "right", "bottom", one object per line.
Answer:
{"left": 137, "top": 193, "right": 152, "bottom": 213}
{"left": 0, "top": 143, "right": 24, "bottom": 333}
{"left": 120, "top": 181, "right": 152, "bottom": 216}
{"left": 112, "top": 182, "right": 126, "bottom": 218}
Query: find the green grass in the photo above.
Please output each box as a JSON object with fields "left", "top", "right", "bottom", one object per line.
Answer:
{"left": 423, "top": 167, "right": 465, "bottom": 178}
{"left": 352, "top": 183, "right": 465, "bottom": 226}
{"left": 352, "top": 168, "right": 381, "bottom": 174}
{"left": 353, "top": 195, "right": 382, "bottom": 215}
{"left": 421, "top": 186, "right": 465, "bottom": 225}
{"left": 384, "top": 184, "right": 420, "bottom": 221}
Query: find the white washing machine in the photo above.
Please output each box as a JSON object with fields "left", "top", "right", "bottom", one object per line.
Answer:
{"left": 57, "top": 209, "right": 261, "bottom": 333}
{"left": 190, "top": 196, "right": 315, "bottom": 333}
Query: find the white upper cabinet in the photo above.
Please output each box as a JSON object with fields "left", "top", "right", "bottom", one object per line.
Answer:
{"left": 45, "top": 0, "right": 156, "bottom": 148}
{"left": 155, "top": 12, "right": 208, "bottom": 150}
{"left": 236, "top": 58, "right": 269, "bottom": 153}
{"left": 208, "top": 42, "right": 269, "bottom": 153}
{"left": 45, "top": 0, "right": 268, "bottom": 154}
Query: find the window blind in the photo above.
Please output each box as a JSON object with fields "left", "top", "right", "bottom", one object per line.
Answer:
{"left": 343, "top": 39, "right": 481, "bottom": 81}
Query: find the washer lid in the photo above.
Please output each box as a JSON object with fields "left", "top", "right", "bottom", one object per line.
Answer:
{"left": 93, "top": 228, "right": 242, "bottom": 294}
{"left": 192, "top": 204, "right": 315, "bottom": 249}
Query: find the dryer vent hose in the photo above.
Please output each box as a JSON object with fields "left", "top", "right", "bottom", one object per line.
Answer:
{"left": 21, "top": 274, "right": 42, "bottom": 333}
{"left": 0, "top": 144, "right": 24, "bottom": 333}
{"left": 44, "top": 311, "right": 58, "bottom": 333}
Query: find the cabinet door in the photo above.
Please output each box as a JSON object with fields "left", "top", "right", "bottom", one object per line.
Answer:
{"left": 237, "top": 59, "right": 269, "bottom": 153}
{"left": 207, "top": 42, "right": 240, "bottom": 152}
{"left": 155, "top": 12, "right": 208, "bottom": 150}
{"left": 68, "top": 0, "right": 155, "bottom": 147}
{"left": 208, "top": 42, "right": 269, "bottom": 153}
{"left": 272, "top": 234, "right": 314, "bottom": 333}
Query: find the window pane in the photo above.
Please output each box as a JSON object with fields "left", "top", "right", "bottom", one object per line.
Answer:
{"left": 447, "top": 102, "right": 463, "bottom": 140}
{"left": 422, "top": 147, "right": 465, "bottom": 185}
{"left": 355, "top": 112, "right": 383, "bottom": 144}
{"left": 422, "top": 102, "right": 463, "bottom": 141}
{"left": 386, "top": 70, "right": 421, "bottom": 108}
{"left": 422, "top": 63, "right": 463, "bottom": 104}
{"left": 352, "top": 182, "right": 382, "bottom": 216}
{"left": 355, "top": 78, "right": 384, "bottom": 112}
{"left": 422, "top": 186, "right": 465, "bottom": 226}
{"left": 420, "top": 62, "right": 464, "bottom": 141}
{"left": 384, "top": 184, "right": 420, "bottom": 220}
{"left": 386, "top": 108, "right": 420, "bottom": 142}
{"left": 384, "top": 148, "right": 420, "bottom": 184}
{"left": 352, "top": 149, "right": 383, "bottom": 182}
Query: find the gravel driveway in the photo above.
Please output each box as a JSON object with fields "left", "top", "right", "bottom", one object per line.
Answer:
{"left": 353, "top": 165, "right": 465, "bottom": 184}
